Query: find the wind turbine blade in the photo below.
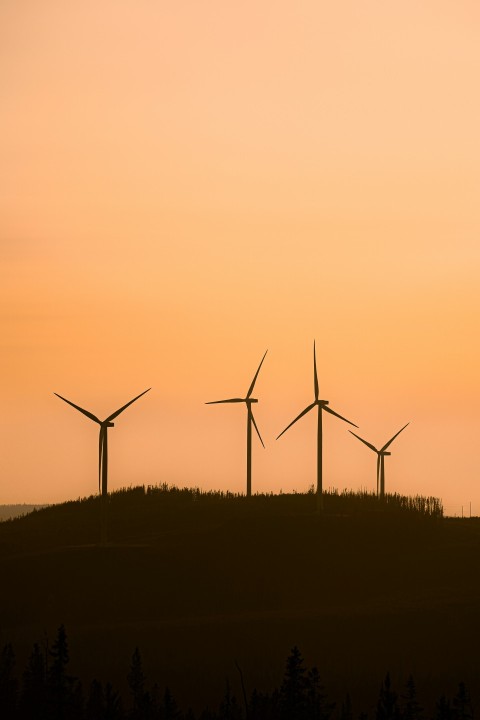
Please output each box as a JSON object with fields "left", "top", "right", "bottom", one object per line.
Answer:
{"left": 206, "top": 398, "right": 246, "bottom": 404}
{"left": 381, "top": 422, "right": 409, "bottom": 452}
{"left": 249, "top": 409, "right": 265, "bottom": 448}
{"left": 106, "top": 388, "right": 151, "bottom": 422}
{"left": 324, "top": 405, "right": 358, "bottom": 428}
{"left": 246, "top": 350, "right": 268, "bottom": 398}
{"left": 313, "top": 341, "right": 319, "bottom": 401}
{"left": 276, "top": 403, "right": 316, "bottom": 440}
{"left": 54, "top": 393, "right": 101, "bottom": 424}
{"left": 348, "top": 430, "right": 378, "bottom": 453}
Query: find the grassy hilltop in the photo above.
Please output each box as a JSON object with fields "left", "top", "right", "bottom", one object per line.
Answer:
{"left": 0, "top": 486, "right": 479, "bottom": 712}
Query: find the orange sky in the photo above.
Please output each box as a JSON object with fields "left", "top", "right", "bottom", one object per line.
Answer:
{"left": 1, "top": 1, "right": 479, "bottom": 514}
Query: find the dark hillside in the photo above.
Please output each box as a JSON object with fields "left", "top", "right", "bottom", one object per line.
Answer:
{"left": 0, "top": 504, "right": 48, "bottom": 521}
{"left": 0, "top": 487, "right": 478, "bottom": 712}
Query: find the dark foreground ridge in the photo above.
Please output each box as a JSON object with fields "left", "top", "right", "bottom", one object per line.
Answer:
{"left": 0, "top": 487, "right": 478, "bottom": 713}
{"left": 0, "top": 625, "right": 474, "bottom": 719}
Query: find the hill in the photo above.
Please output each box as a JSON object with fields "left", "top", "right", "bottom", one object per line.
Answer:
{"left": 0, "top": 486, "right": 478, "bottom": 713}
{"left": 0, "top": 504, "right": 49, "bottom": 521}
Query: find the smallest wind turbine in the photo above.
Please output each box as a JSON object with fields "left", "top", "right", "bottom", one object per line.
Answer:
{"left": 349, "top": 423, "right": 409, "bottom": 499}
{"left": 206, "top": 351, "right": 267, "bottom": 497}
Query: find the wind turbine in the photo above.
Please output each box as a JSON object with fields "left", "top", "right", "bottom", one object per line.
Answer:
{"left": 54, "top": 388, "right": 150, "bottom": 542}
{"left": 349, "top": 423, "right": 409, "bottom": 499}
{"left": 276, "top": 342, "right": 358, "bottom": 512}
{"left": 206, "top": 351, "right": 267, "bottom": 497}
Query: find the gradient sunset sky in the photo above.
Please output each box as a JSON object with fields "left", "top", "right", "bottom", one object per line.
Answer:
{"left": 1, "top": 1, "right": 479, "bottom": 514}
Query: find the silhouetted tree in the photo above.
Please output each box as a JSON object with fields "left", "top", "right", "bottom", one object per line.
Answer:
{"left": 249, "top": 688, "right": 275, "bottom": 720}
{"left": 162, "top": 686, "right": 181, "bottom": 720}
{"left": 376, "top": 673, "right": 399, "bottom": 720}
{"left": 47, "top": 624, "right": 82, "bottom": 720}
{"left": 339, "top": 693, "right": 353, "bottom": 720}
{"left": 218, "top": 680, "right": 242, "bottom": 720}
{"left": 435, "top": 696, "right": 453, "bottom": 720}
{"left": 128, "top": 647, "right": 149, "bottom": 720}
{"left": 0, "top": 642, "right": 18, "bottom": 720}
{"left": 280, "top": 646, "right": 308, "bottom": 720}
{"left": 47, "top": 624, "right": 70, "bottom": 719}
{"left": 149, "top": 682, "right": 161, "bottom": 720}
{"left": 86, "top": 679, "right": 106, "bottom": 720}
{"left": 306, "top": 665, "right": 334, "bottom": 720}
{"left": 71, "top": 680, "right": 85, "bottom": 720}
{"left": 20, "top": 642, "right": 46, "bottom": 720}
{"left": 105, "top": 681, "right": 125, "bottom": 720}
{"left": 401, "top": 676, "right": 423, "bottom": 720}
{"left": 452, "top": 683, "right": 473, "bottom": 720}
{"left": 198, "top": 709, "right": 216, "bottom": 720}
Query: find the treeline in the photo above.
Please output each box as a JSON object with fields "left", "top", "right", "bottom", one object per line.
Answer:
{"left": 89, "top": 484, "right": 444, "bottom": 518}
{"left": 0, "top": 505, "right": 49, "bottom": 522}
{"left": 13, "top": 484, "right": 443, "bottom": 522}
{"left": 0, "top": 627, "right": 472, "bottom": 720}
{"left": 0, "top": 485, "right": 443, "bottom": 552}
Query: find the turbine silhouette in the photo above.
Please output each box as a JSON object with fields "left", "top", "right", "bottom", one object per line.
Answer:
{"left": 349, "top": 423, "right": 409, "bottom": 499}
{"left": 54, "top": 388, "right": 150, "bottom": 542}
{"left": 206, "top": 351, "right": 267, "bottom": 497}
{"left": 276, "top": 342, "right": 357, "bottom": 511}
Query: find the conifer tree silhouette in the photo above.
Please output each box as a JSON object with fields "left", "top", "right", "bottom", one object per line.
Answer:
{"left": 21, "top": 642, "right": 47, "bottom": 720}
{"left": 306, "top": 665, "right": 334, "bottom": 720}
{"left": 163, "top": 686, "right": 181, "bottom": 719}
{"left": 104, "top": 681, "right": 125, "bottom": 720}
{"left": 435, "top": 695, "right": 453, "bottom": 720}
{"left": 376, "top": 673, "right": 399, "bottom": 720}
{"left": 127, "top": 647, "right": 148, "bottom": 720}
{"left": 401, "top": 675, "right": 423, "bottom": 720}
{"left": 219, "top": 679, "right": 242, "bottom": 720}
{"left": 86, "top": 679, "right": 105, "bottom": 720}
{"left": 452, "top": 682, "right": 473, "bottom": 720}
{"left": 249, "top": 687, "right": 277, "bottom": 720}
{"left": 279, "top": 646, "right": 308, "bottom": 720}
{"left": 0, "top": 642, "right": 18, "bottom": 720}
{"left": 47, "top": 624, "right": 79, "bottom": 720}
{"left": 339, "top": 693, "right": 353, "bottom": 720}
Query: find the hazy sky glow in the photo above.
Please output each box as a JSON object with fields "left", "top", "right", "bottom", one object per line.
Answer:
{"left": 1, "top": 1, "right": 479, "bottom": 514}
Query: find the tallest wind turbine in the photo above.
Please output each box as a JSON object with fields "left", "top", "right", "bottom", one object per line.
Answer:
{"left": 207, "top": 351, "right": 267, "bottom": 497}
{"left": 277, "top": 342, "right": 358, "bottom": 511}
